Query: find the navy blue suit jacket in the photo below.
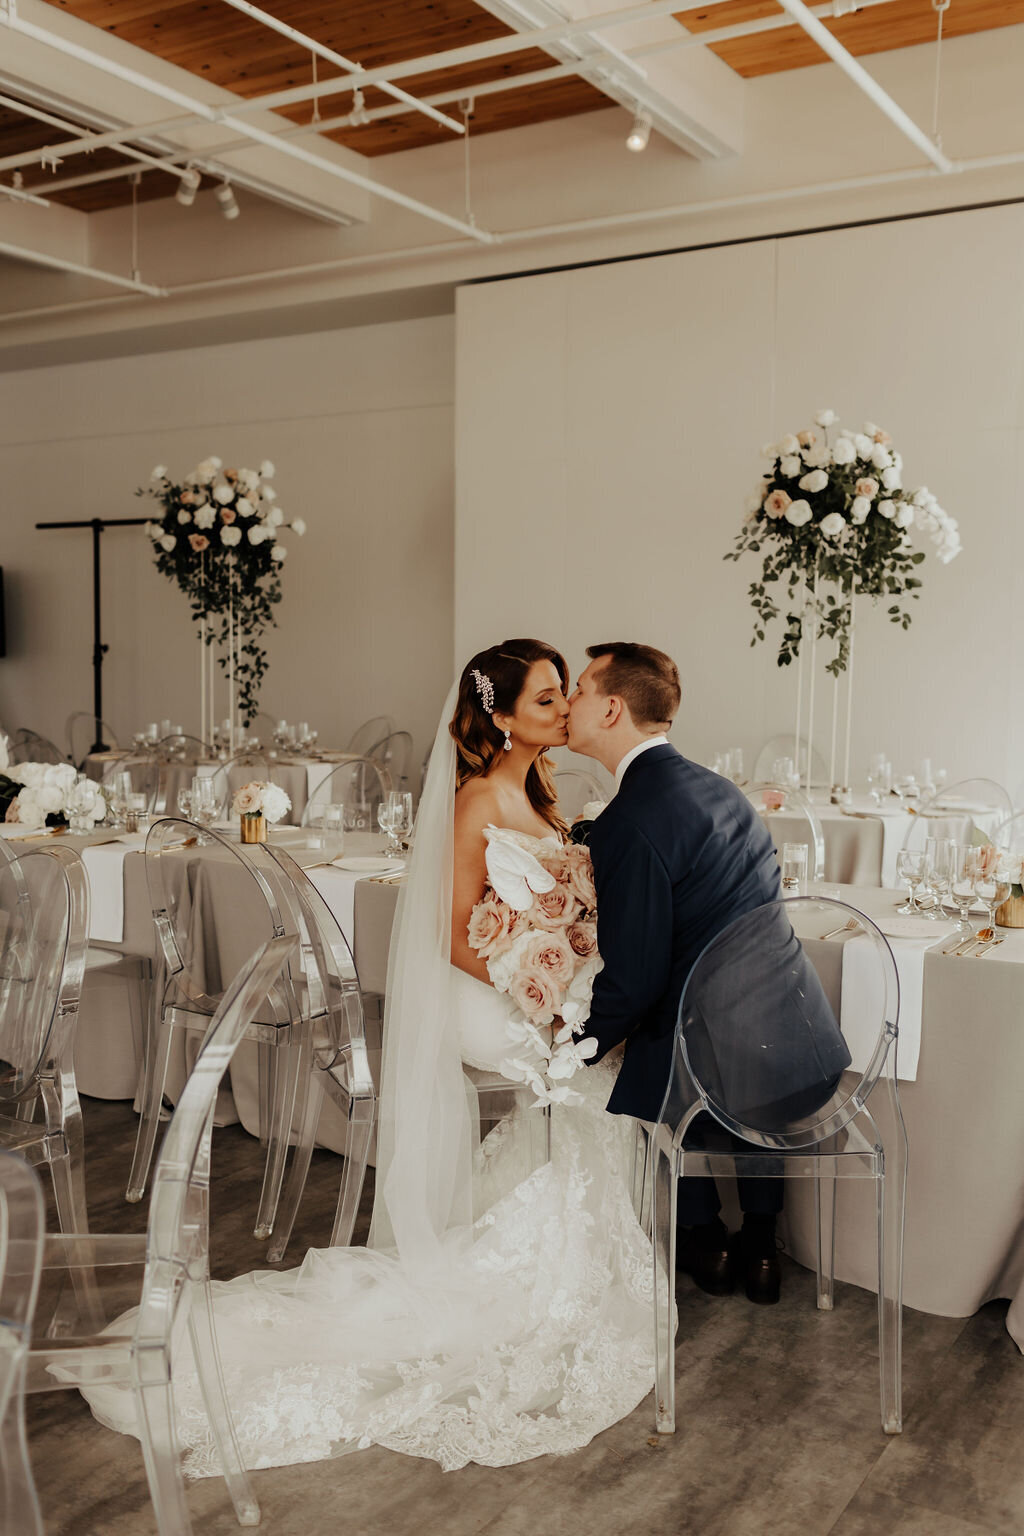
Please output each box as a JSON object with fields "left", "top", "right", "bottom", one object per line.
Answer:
{"left": 585, "top": 744, "right": 782, "bottom": 1121}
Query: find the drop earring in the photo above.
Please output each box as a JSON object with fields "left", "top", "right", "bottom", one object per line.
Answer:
{"left": 503, "top": 729, "right": 512, "bottom": 752}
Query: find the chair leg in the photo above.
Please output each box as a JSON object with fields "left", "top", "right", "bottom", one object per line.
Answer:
{"left": 187, "top": 1283, "right": 260, "bottom": 1527}
{"left": 265, "top": 1073, "right": 324, "bottom": 1264}
{"left": 253, "top": 1032, "right": 308, "bottom": 1241}
{"left": 49, "top": 1086, "right": 90, "bottom": 1236}
{"left": 127, "top": 1004, "right": 176, "bottom": 1204}
{"left": 329, "top": 1105, "right": 374, "bottom": 1249}
{"left": 135, "top": 1361, "right": 196, "bottom": 1536}
{"left": 876, "top": 1091, "right": 908, "bottom": 1434}
{"left": 0, "top": 1364, "right": 44, "bottom": 1536}
{"left": 651, "top": 1143, "right": 677, "bottom": 1435}
{"left": 814, "top": 1160, "right": 836, "bottom": 1312}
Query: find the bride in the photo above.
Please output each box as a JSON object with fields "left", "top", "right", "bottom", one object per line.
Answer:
{"left": 84, "top": 638, "right": 656, "bottom": 1474}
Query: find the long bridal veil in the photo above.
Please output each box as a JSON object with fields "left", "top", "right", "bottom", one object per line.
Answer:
{"left": 368, "top": 680, "right": 476, "bottom": 1262}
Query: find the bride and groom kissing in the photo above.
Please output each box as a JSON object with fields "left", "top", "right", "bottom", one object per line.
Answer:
{"left": 84, "top": 635, "right": 848, "bottom": 1478}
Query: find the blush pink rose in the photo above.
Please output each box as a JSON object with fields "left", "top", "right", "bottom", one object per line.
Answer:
{"left": 519, "top": 928, "right": 576, "bottom": 987}
{"left": 764, "top": 489, "right": 792, "bottom": 519}
{"left": 529, "top": 882, "right": 581, "bottom": 931}
{"left": 220, "top": 507, "right": 237, "bottom": 524}
{"left": 536, "top": 845, "right": 571, "bottom": 882}
{"left": 508, "top": 966, "right": 560, "bottom": 1024}
{"left": 566, "top": 920, "right": 598, "bottom": 960}
{"left": 233, "top": 784, "right": 262, "bottom": 815}
{"left": 855, "top": 477, "right": 879, "bottom": 499}
{"left": 872, "top": 429, "right": 892, "bottom": 445}
{"left": 467, "top": 893, "right": 515, "bottom": 958}
{"left": 189, "top": 533, "right": 210, "bottom": 553}
{"left": 797, "top": 430, "right": 816, "bottom": 448}
{"left": 5, "top": 800, "right": 20, "bottom": 823}
{"left": 566, "top": 846, "right": 597, "bottom": 911}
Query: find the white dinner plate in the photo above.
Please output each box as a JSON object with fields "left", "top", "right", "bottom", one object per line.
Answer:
{"left": 332, "top": 856, "right": 405, "bottom": 874}
{"left": 874, "top": 915, "right": 954, "bottom": 941}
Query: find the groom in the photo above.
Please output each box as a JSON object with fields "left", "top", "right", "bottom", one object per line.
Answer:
{"left": 567, "top": 641, "right": 844, "bottom": 1304}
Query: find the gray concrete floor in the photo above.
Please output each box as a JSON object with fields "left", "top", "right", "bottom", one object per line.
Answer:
{"left": 25, "top": 1097, "right": 1023, "bottom": 1536}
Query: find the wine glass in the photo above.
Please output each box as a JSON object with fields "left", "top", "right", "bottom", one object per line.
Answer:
{"left": 109, "top": 769, "right": 133, "bottom": 829}
{"left": 973, "top": 853, "right": 1011, "bottom": 939}
{"left": 921, "top": 837, "right": 956, "bottom": 920}
{"left": 894, "top": 848, "right": 926, "bottom": 914}
{"left": 176, "top": 786, "right": 193, "bottom": 818}
{"left": 377, "top": 797, "right": 401, "bottom": 857}
{"left": 191, "top": 776, "right": 219, "bottom": 827}
{"left": 949, "top": 846, "right": 981, "bottom": 936}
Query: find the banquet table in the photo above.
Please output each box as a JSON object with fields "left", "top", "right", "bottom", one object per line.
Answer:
{"left": 83, "top": 752, "right": 360, "bottom": 826}
{"left": 348, "top": 875, "right": 1024, "bottom": 1352}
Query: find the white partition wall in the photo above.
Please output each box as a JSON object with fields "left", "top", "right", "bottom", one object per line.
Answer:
{"left": 455, "top": 204, "right": 1024, "bottom": 792}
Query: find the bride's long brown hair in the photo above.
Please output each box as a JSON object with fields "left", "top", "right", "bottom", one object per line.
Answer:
{"left": 450, "top": 639, "right": 569, "bottom": 836}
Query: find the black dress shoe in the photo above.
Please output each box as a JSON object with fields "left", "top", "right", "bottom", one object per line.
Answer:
{"left": 729, "top": 1233, "right": 781, "bottom": 1305}
{"left": 677, "top": 1225, "right": 734, "bottom": 1296}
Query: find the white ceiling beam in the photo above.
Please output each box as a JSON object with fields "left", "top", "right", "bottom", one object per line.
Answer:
{"left": 0, "top": 236, "right": 166, "bottom": 294}
{"left": 775, "top": 0, "right": 953, "bottom": 170}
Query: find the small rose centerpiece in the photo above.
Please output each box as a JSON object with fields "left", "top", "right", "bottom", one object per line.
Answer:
{"left": 231, "top": 780, "right": 291, "bottom": 843}
{"left": 0, "top": 762, "right": 107, "bottom": 831}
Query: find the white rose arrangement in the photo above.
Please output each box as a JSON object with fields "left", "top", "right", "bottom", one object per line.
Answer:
{"left": 139, "top": 457, "right": 307, "bottom": 725}
{"left": 230, "top": 780, "right": 291, "bottom": 824}
{"left": 727, "top": 410, "right": 960, "bottom": 674}
{"left": 1, "top": 762, "right": 107, "bottom": 830}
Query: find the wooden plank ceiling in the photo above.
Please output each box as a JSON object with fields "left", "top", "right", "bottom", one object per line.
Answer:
{"left": 674, "top": 0, "right": 1024, "bottom": 77}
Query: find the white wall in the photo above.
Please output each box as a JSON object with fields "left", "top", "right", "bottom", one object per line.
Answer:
{"left": 455, "top": 202, "right": 1024, "bottom": 794}
{"left": 0, "top": 313, "right": 455, "bottom": 770}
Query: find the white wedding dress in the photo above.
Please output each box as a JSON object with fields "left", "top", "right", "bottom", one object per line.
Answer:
{"left": 79, "top": 688, "right": 658, "bottom": 1478}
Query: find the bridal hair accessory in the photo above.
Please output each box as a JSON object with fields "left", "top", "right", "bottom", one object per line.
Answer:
{"left": 503, "top": 730, "right": 512, "bottom": 752}
{"left": 471, "top": 668, "right": 495, "bottom": 714}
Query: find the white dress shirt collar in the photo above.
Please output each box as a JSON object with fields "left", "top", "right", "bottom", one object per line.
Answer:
{"left": 614, "top": 735, "right": 669, "bottom": 791}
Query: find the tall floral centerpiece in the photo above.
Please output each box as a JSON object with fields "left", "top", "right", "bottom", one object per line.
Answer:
{"left": 726, "top": 410, "right": 960, "bottom": 793}
{"left": 139, "top": 457, "right": 306, "bottom": 743}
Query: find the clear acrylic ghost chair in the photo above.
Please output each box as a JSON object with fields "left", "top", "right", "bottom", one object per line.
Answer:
{"left": 155, "top": 735, "right": 211, "bottom": 765}
{"left": 900, "top": 777, "right": 1012, "bottom": 852}
{"left": 346, "top": 715, "right": 395, "bottom": 756}
{"left": 648, "top": 896, "right": 906, "bottom": 1438}
{"left": 753, "top": 733, "right": 829, "bottom": 788}
{"left": 301, "top": 759, "right": 390, "bottom": 832}
{"left": 127, "top": 820, "right": 313, "bottom": 1244}
{"left": 992, "top": 811, "right": 1024, "bottom": 856}
{"left": 100, "top": 755, "right": 161, "bottom": 814}
{"left": 66, "top": 712, "right": 119, "bottom": 768}
{"left": 553, "top": 769, "right": 605, "bottom": 822}
{"left": 0, "top": 844, "right": 92, "bottom": 1239}
{"left": 744, "top": 782, "right": 826, "bottom": 883}
{"left": 0, "top": 1151, "right": 45, "bottom": 1536}
{"left": 258, "top": 845, "right": 376, "bottom": 1262}
{"left": 367, "top": 731, "right": 413, "bottom": 791}
{"left": 205, "top": 754, "right": 270, "bottom": 819}
{"left": 9, "top": 730, "right": 66, "bottom": 767}
{"left": 26, "top": 936, "right": 294, "bottom": 1536}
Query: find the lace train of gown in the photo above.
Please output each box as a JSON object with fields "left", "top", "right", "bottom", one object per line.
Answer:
{"left": 78, "top": 866, "right": 656, "bottom": 1476}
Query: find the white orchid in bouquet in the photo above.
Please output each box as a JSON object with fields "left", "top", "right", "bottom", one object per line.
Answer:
{"left": 230, "top": 781, "right": 291, "bottom": 824}
{"left": 0, "top": 762, "right": 107, "bottom": 830}
{"left": 726, "top": 410, "right": 960, "bottom": 674}
{"left": 139, "top": 457, "right": 307, "bottom": 724}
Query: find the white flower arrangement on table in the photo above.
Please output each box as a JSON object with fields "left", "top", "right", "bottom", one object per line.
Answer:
{"left": 138, "top": 457, "right": 307, "bottom": 724}
{"left": 467, "top": 828, "right": 603, "bottom": 1107}
{"left": 726, "top": 410, "right": 961, "bottom": 674}
{"left": 230, "top": 781, "right": 292, "bottom": 825}
{"left": 0, "top": 762, "right": 107, "bottom": 831}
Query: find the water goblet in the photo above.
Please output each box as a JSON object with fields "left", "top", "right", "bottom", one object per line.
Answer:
{"left": 921, "top": 837, "right": 956, "bottom": 920}
{"left": 973, "top": 854, "right": 1011, "bottom": 938}
{"left": 949, "top": 846, "right": 981, "bottom": 936}
{"left": 894, "top": 848, "right": 926, "bottom": 914}
{"left": 191, "top": 776, "right": 219, "bottom": 828}
{"left": 176, "top": 786, "right": 193, "bottom": 818}
{"left": 109, "top": 770, "right": 133, "bottom": 829}
{"left": 389, "top": 791, "right": 413, "bottom": 851}
{"left": 780, "top": 842, "right": 808, "bottom": 896}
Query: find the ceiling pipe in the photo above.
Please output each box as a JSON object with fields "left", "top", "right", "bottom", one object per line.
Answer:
{"left": 6, "top": 142, "right": 1020, "bottom": 326}
{"left": 0, "top": 237, "right": 167, "bottom": 295}
{"left": 775, "top": 0, "right": 953, "bottom": 171}
{"left": 1, "top": 180, "right": 51, "bottom": 207}
{"left": 0, "top": 9, "right": 495, "bottom": 242}
{"left": 216, "top": 0, "right": 465, "bottom": 136}
{"left": 0, "top": 89, "right": 197, "bottom": 184}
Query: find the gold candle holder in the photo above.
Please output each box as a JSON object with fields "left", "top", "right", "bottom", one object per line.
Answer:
{"left": 239, "top": 814, "right": 267, "bottom": 844}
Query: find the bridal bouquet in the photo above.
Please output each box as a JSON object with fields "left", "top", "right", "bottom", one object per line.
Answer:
{"left": 468, "top": 830, "right": 603, "bottom": 1106}
{"left": 727, "top": 410, "right": 960, "bottom": 673}
{"left": 0, "top": 762, "right": 107, "bottom": 831}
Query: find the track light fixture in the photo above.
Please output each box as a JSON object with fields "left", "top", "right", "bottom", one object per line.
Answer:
{"left": 175, "top": 165, "right": 201, "bottom": 207}
{"left": 626, "top": 110, "right": 652, "bottom": 153}
{"left": 348, "top": 88, "right": 370, "bottom": 127}
{"left": 214, "top": 180, "right": 240, "bottom": 220}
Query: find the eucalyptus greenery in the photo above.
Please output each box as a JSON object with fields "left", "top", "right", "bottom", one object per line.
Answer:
{"left": 726, "top": 412, "right": 959, "bottom": 677}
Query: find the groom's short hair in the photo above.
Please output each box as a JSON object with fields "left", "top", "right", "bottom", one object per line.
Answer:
{"left": 586, "top": 642, "right": 681, "bottom": 730}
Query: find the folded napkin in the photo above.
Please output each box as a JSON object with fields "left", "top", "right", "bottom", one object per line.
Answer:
{"left": 840, "top": 929, "right": 950, "bottom": 1082}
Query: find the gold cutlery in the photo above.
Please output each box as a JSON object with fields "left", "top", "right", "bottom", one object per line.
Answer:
{"left": 953, "top": 926, "right": 995, "bottom": 957}
{"left": 972, "top": 937, "right": 1005, "bottom": 958}
{"left": 818, "top": 917, "right": 859, "bottom": 941}
{"left": 945, "top": 931, "right": 985, "bottom": 956}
